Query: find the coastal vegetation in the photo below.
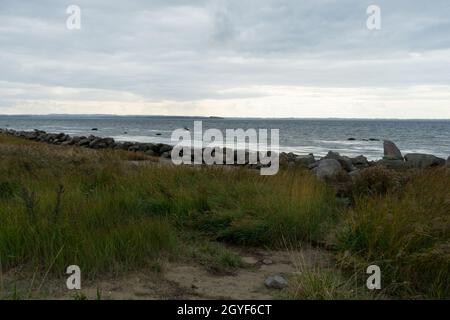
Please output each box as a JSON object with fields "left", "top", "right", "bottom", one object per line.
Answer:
{"left": 0, "top": 133, "right": 448, "bottom": 299}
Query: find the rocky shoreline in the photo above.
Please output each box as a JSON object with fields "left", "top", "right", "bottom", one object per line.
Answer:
{"left": 1, "top": 128, "right": 449, "bottom": 179}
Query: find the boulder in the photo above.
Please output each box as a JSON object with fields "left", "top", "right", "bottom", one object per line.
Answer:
{"left": 145, "top": 149, "right": 159, "bottom": 157}
{"left": 56, "top": 133, "right": 66, "bottom": 140}
{"left": 142, "top": 143, "right": 156, "bottom": 152}
{"left": 312, "top": 159, "right": 343, "bottom": 179}
{"left": 323, "top": 151, "right": 355, "bottom": 172}
{"left": 60, "top": 139, "right": 73, "bottom": 146}
{"left": 404, "top": 153, "right": 446, "bottom": 168}
{"left": 43, "top": 134, "right": 56, "bottom": 143}
{"left": 264, "top": 275, "right": 287, "bottom": 289}
{"left": 128, "top": 143, "right": 145, "bottom": 152}
{"left": 378, "top": 159, "right": 407, "bottom": 169}
{"left": 294, "top": 154, "right": 316, "bottom": 167}
{"left": 77, "top": 138, "right": 91, "bottom": 147}
{"left": 278, "top": 152, "right": 290, "bottom": 166}
{"left": 69, "top": 136, "right": 81, "bottom": 145}
{"left": 351, "top": 155, "right": 369, "bottom": 169}
{"left": 116, "top": 141, "right": 132, "bottom": 150}
{"left": 89, "top": 137, "right": 115, "bottom": 149}
{"left": 383, "top": 140, "right": 403, "bottom": 160}
{"left": 158, "top": 144, "right": 173, "bottom": 154}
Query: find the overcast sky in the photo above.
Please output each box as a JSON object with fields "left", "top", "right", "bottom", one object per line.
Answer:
{"left": 1, "top": 0, "right": 449, "bottom": 118}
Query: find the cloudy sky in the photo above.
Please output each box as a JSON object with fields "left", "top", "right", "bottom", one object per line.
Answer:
{"left": 1, "top": 0, "right": 450, "bottom": 118}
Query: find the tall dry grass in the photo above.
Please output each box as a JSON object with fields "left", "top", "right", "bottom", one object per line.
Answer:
{"left": 0, "top": 134, "right": 336, "bottom": 278}
{"left": 337, "top": 167, "right": 450, "bottom": 298}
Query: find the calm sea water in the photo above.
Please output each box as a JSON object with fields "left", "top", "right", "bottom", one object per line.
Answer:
{"left": 1, "top": 115, "right": 449, "bottom": 160}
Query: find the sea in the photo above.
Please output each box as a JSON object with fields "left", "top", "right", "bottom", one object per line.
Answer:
{"left": 1, "top": 115, "right": 449, "bottom": 160}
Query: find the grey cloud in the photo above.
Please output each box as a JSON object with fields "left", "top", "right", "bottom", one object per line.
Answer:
{"left": 0, "top": 0, "right": 449, "bottom": 114}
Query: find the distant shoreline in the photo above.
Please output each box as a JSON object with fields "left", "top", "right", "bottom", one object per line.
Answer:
{"left": 1, "top": 114, "right": 450, "bottom": 121}
{"left": 1, "top": 128, "right": 448, "bottom": 176}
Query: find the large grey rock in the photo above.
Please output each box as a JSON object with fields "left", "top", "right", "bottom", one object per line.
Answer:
{"left": 117, "top": 142, "right": 132, "bottom": 150}
{"left": 145, "top": 149, "right": 159, "bottom": 157}
{"left": 383, "top": 140, "right": 403, "bottom": 160}
{"left": 378, "top": 159, "right": 407, "bottom": 169}
{"left": 77, "top": 138, "right": 91, "bottom": 146}
{"left": 159, "top": 144, "right": 173, "bottom": 154}
{"left": 264, "top": 275, "right": 287, "bottom": 289}
{"left": 89, "top": 137, "right": 115, "bottom": 149}
{"left": 294, "top": 154, "right": 316, "bottom": 167}
{"left": 278, "top": 152, "right": 290, "bottom": 166}
{"left": 128, "top": 143, "right": 146, "bottom": 152}
{"left": 312, "top": 159, "right": 343, "bottom": 179}
{"left": 404, "top": 153, "right": 446, "bottom": 168}
{"left": 60, "top": 139, "right": 73, "bottom": 146}
{"left": 323, "top": 151, "right": 355, "bottom": 172}
{"left": 69, "top": 136, "right": 81, "bottom": 145}
{"left": 447, "top": 156, "right": 450, "bottom": 166}
{"left": 351, "top": 155, "right": 369, "bottom": 169}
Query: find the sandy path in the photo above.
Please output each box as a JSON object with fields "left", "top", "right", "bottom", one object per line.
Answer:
{"left": 52, "top": 247, "right": 330, "bottom": 300}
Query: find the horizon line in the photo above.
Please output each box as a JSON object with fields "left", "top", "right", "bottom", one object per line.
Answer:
{"left": 1, "top": 114, "right": 450, "bottom": 121}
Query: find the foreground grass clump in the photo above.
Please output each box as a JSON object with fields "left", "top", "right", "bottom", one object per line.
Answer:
{"left": 0, "top": 134, "right": 337, "bottom": 277}
{"left": 288, "top": 266, "right": 375, "bottom": 300}
{"left": 146, "top": 166, "right": 337, "bottom": 246}
{"left": 337, "top": 168, "right": 450, "bottom": 298}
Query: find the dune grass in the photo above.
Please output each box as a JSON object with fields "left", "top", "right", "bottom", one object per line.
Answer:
{"left": 0, "top": 134, "right": 336, "bottom": 279}
{"left": 337, "top": 167, "right": 450, "bottom": 298}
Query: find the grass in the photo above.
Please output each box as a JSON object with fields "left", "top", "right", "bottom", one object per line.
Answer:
{"left": 186, "top": 241, "right": 242, "bottom": 274}
{"left": 337, "top": 167, "right": 450, "bottom": 299}
{"left": 0, "top": 133, "right": 449, "bottom": 299}
{"left": 0, "top": 134, "right": 336, "bottom": 279}
{"left": 288, "top": 266, "right": 375, "bottom": 300}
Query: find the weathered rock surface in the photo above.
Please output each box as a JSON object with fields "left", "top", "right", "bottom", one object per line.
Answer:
{"left": 383, "top": 140, "right": 403, "bottom": 160}
{"left": 264, "top": 275, "right": 287, "bottom": 289}
{"left": 159, "top": 144, "right": 173, "bottom": 154}
{"left": 404, "top": 153, "right": 446, "bottom": 168}
{"left": 293, "top": 154, "right": 316, "bottom": 167}
{"left": 312, "top": 159, "right": 343, "bottom": 179}
{"left": 323, "top": 151, "right": 355, "bottom": 172}
{"left": 89, "top": 137, "right": 115, "bottom": 149}
{"left": 379, "top": 159, "right": 407, "bottom": 169}
{"left": 351, "top": 155, "right": 369, "bottom": 169}
{"left": 145, "top": 149, "right": 159, "bottom": 157}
